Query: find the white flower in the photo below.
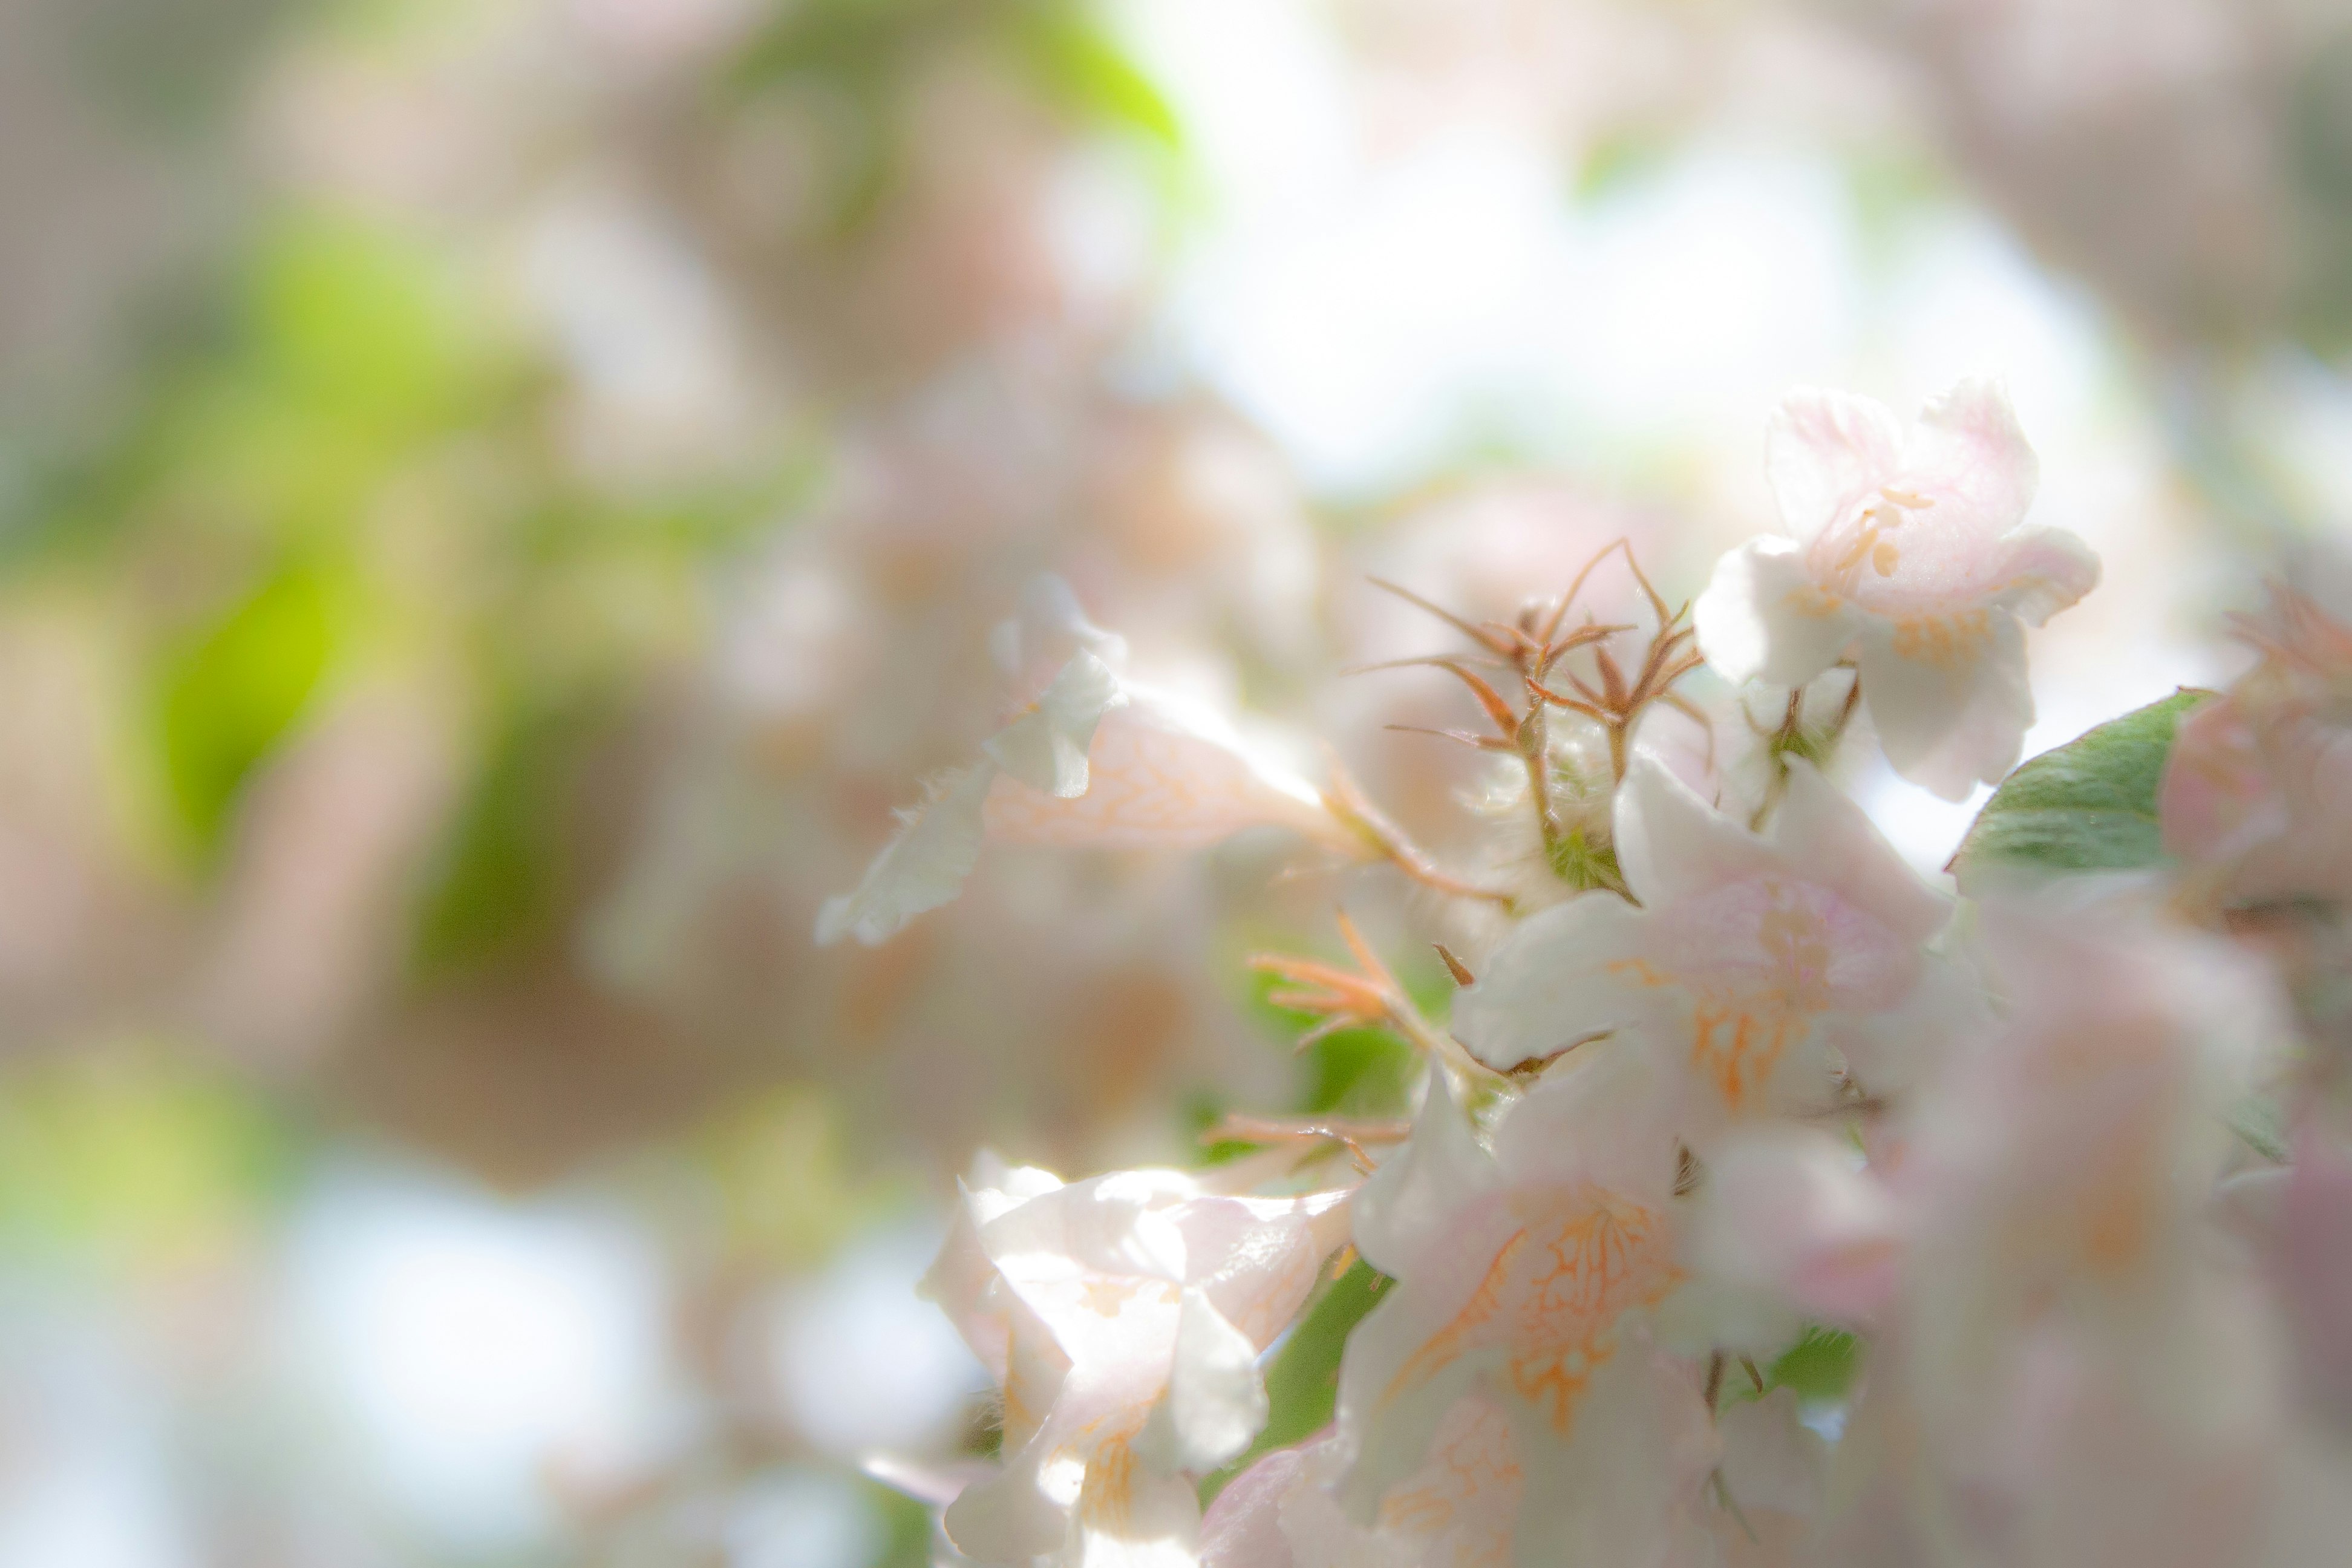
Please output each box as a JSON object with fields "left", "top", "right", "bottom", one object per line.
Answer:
{"left": 1695, "top": 381, "right": 2099, "bottom": 799}
{"left": 1318, "top": 1054, "right": 1703, "bottom": 1566}
{"left": 924, "top": 1156, "right": 1353, "bottom": 1567}
{"left": 819, "top": 580, "right": 1353, "bottom": 946}
{"left": 1453, "top": 756, "right": 1976, "bottom": 1132}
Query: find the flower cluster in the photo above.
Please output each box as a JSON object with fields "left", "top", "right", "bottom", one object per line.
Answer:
{"left": 837, "top": 381, "right": 2352, "bottom": 1566}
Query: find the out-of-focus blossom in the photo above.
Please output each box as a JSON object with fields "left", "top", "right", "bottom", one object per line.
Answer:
{"left": 1820, "top": 899, "right": 2287, "bottom": 1568}
{"left": 2274, "top": 1118, "right": 2352, "bottom": 1431}
{"left": 819, "top": 581, "right": 1355, "bottom": 947}
{"left": 1321, "top": 1054, "right": 1702, "bottom": 1564}
{"left": 2162, "top": 575, "right": 2352, "bottom": 906}
{"left": 922, "top": 1153, "right": 1353, "bottom": 1566}
{"left": 1665, "top": 1388, "right": 1829, "bottom": 1568}
{"left": 1696, "top": 381, "right": 2099, "bottom": 799}
{"left": 1689, "top": 1128, "right": 1901, "bottom": 1334}
{"left": 1454, "top": 756, "right": 1972, "bottom": 1128}
{"left": 1861, "top": 0, "right": 2352, "bottom": 356}
{"left": 195, "top": 683, "right": 463, "bottom": 1064}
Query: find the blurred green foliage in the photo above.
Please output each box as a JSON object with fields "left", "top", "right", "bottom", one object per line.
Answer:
{"left": 0, "top": 1045, "right": 295, "bottom": 1265}
{"left": 731, "top": 0, "right": 1178, "bottom": 235}
{"left": 694, "top": 1085, "right": 912, "bottom": 1270}
{"left": 156, "top": 561, "right": 343, "bottom": 849}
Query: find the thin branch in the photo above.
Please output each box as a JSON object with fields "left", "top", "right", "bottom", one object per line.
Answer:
{"left": 1366, "top": 577, "right": 1515, "bottom": 658}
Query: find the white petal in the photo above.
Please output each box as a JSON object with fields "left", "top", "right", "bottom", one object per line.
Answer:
{"left": 982, "top": 1169, "right": 1196, "bottom": 1291}
{"left": 1766, "top": 388, "right": 1905, "bottom": 542}
{"left": 1139, "top": 1290, "right": 1269, "bottom": 1474}
{"left": 1071, "top": 1448, "right": 1201, "bottom": 1568}
{"left": 1694, "top": 537, "right": 1859, "bottom": 687}
{"left": 1351, "top": 1071, "right": 1494, "bottom": 1278}
{"left": 1450, "top": 895, "right": 1661, "bottom": 1072}
{"left": 1002, "top": 1297, "right": 1074, "bottom": 1454}
{"left": 1489, "top": 1036, "right": 1679, "bottom": 1195}
{"left": 921, "top": 1191, "right": 1010, "bottom": 1380}
{"left": 1615, "top": 753, "right": 1780, "bottom": 906}
{"left": 1854, "top": 610, "right": 2032, "bottom": 800}
{"left": 815, "top": 761, "right": 998, "bottom": 946}
{"left": 1694, "top": 1128, "right": 1901, "bottom": 1329}
{"left": 983, "top": 687, "right": 1343, "bottom": 851}
{"left": 984, "top": 649, "right": 1128, "bottom": 797}
{"left": 993, "top": 573, "right": 1127, "bottom": 687}
{"left": 1498, "top": 1342, "right": 1707, "bottom": 1568}
{"left": 860, "top": 1454, "right": 993, "bottom": 1511}
{"left": 1334, "top": 1178, "right": 1682, "bottom": 1527}
{"left": 945, "top": 1442, "right": 1072, "bottom": 1564}
{"left": 1990, "top": 523, "right": 2100, "bottom": 627}
{"left": 1330, "top": 1254, "right": 1498, "bottom": 1522}
{"left": 1767, "top": 760, "right": 1951, "bottom": 946}
{"left": 1180, "top": 1192, "right": 1352, "bottom": 1347}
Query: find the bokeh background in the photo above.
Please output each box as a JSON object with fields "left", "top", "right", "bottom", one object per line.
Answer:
{"left": 4, "top": 0, "right": 2351, "bottom": 1563}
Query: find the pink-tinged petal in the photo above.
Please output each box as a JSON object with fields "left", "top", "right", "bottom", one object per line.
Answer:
{"left": 1694, "top": 537, "right": 1860, "bottom": 687}
{"left": 983, "top": 648, "right": 1126, "bottom": 797}
{"left": 2158, "top": 695, "right": 2274, "bottom": 865}
{"left": 1898, "top": 377, "right": 2039, "bottom": 539}
{"left": 1616, "top": 752, "right": 1783, "bottom": 905}
{"left": 1989, "top": 523, "right": 2099, "bottom": 627}
{"left": 1713, "top": 1387, "right": 1828, "bottom": 1536}
{"left": 1767, "top": 760, "right": 1952, "bottom": 946}
{"left": 1853, "top": 609, "right": 2032, "bottom": 799}
{"left": 1824, "top": 947, "right": 1988, "bottom": 1101}
{"left": 1357, "top": 1396, "right": 1521, "bottom": 1567}
{"left": 982, "top": 688, "right": 1345, "bottom": 851}
{"left": 2278, "top": 1122, "right": 2352, "bottom": 1425}
{"left": 816, "top": 762, "right": 997, "bottom": 946}
{"left": 1450, "top": 893, "right": 1667, "bottom": 1073}
{"left": 1200, "top": 1446, "right": 1306, "bottom": 1568}
{"left": 1696, "top": 1129, "right": 1902, "bottom": 1330}
{"left": 1765, "top": 388, "right": 1905, "bottom": 543}
{"left": 1795, "top": 381, "right": 2060, "bottom": 620}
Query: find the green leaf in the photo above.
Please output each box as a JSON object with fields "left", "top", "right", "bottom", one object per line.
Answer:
{"left": 1948, "top": 688, "right": 2213, "bottom": 893}
{"left": 1766, "top": 1325, "right": 1863, "bottom": 1404}
{"left": 1202, "top": 1258, "right": 1391, "bottom": 1503}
